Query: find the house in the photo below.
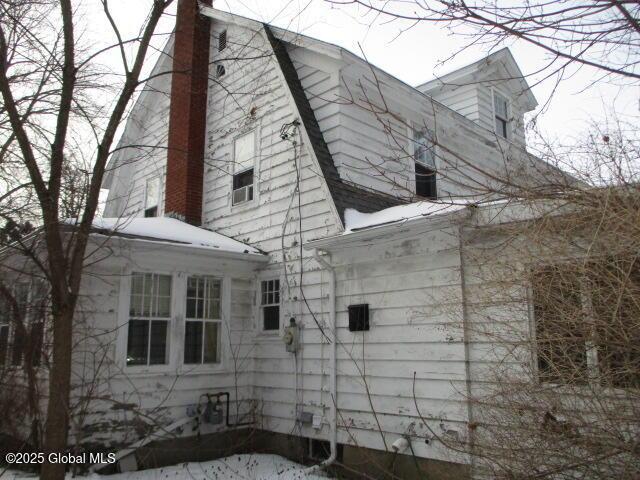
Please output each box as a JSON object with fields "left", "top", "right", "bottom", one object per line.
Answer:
{"left": 3, "top": 1, "right": 582, "bottom": 478}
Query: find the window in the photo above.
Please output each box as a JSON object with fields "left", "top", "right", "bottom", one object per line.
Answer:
{"left": 532, "top": 258, "right": 640, "bottom": 388}
{"left": 127, "top": 273, "right": 172, "bottom": 366}
{"left": 10, "top": 283, "right": 29, "bottom": 366}
{"left": 184, "top": 276, "right": 222, "bottom": 365}
{"left": 493, "top": 91, "right": 509, "bottom": 139}
{"left": 216, "top": 64, "right": 225, "bottom": 78}
{"left": 144, "top": 177, "right": 160, "bottom": 217}
{"left": 0, "top": 297, "right": 9, "bottom": 366}
{"left": 261, "top": 279, "right": 280, "bottom": 331}
{"left": 232, "top": 131, "right": 255, "bottom": 205}
{"left": 218, "top": 30, "right": 227, "bottom": 52}
{"left": 533, "top": 266, "right": 587, "bottom": 384}
{"left": 413, "top": 129, "right": 437, "bottom": 199}
{"left": 0, "top": 282, "right": 46, "bottom": 367}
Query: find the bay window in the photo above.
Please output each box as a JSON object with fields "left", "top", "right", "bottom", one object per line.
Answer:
{"left": 126, "top": 273, "right": 172, "bottom": 366}
{"left": 0, "top": 282, "right": 45, "bottom": 367}
{"left": 184, "top": 276, "right": 222, "bottom": 364}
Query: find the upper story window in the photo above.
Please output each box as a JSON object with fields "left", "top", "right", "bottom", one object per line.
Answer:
{"left": 532, "top": 258, "right": 640, "bottom": 389}
{"left": 184, "top": 276, "right": 222, "bottom": 365}
{"left": 232, "top": 131, "right": 256, "bottom": 206}
{"left": 493, "top": 91, "right": 509, "bottom": 139}
{"left": 0, "top": 281, "right": 46, "bottom": 368}
{"left": 144, "top": 176, "right": 160, "bottom": 217}
{"left": 127, "top": 272, "right": 172, "bottom": 366}
{"left": 261, "top": 279, "right": 280, "bottom": 331}
{"left": 413, "top": 128, "right": 437, "bottom": 199}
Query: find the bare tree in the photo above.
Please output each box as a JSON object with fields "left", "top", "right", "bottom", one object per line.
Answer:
{"left": 327, "top": 0, "right": 640, "bottom": 83}
{"left": 0, "top": 1, "right": 177, "bottom": 479}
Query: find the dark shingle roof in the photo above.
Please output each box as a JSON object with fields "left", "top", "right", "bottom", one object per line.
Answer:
{"left": 264, "top": 25, "right": 405, "bottom": 226}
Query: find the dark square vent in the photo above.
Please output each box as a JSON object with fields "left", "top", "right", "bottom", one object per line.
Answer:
{"left": 348, "top": 304, "right": 369, "bottom": 332}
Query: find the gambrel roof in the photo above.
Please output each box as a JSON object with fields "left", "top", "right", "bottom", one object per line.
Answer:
{"left": 264, "top": 25, "right": 405, "bottom": 223}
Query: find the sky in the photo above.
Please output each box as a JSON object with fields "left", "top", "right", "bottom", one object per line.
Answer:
{"left": 89, "top": 0, "right": 637, "bottom": 148}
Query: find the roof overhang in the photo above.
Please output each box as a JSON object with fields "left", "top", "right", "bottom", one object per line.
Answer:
{"left": 87, "top": 231, "right": 270, "bottom": 264}
{"left": 199, "top": 6, "right": 343, "bottom": 60}
{"left": 305, "top": 205, "right": 473, "bottom": 251}
{"left": 418, "top": 48, "right": 538, "bottom": 112}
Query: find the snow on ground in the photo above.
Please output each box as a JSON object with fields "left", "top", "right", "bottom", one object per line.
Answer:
{"left": 344, "top": 200, "right": 468, "bottom": 232}
{"left": 0, "top": 454, "right": 332, "bottom": 480}
{"left": 65, "top": 217, "right": 263, "bottom": 254}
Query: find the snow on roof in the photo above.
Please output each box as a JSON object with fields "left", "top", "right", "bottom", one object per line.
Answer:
{"left": 1, "top": 454, "right": 331, "bottom": 480}
{"left": 344, "top": 201, "right": 469, "bottom": 233}
{"left": 79, "top": 217, "right": 263, "bottom": 255}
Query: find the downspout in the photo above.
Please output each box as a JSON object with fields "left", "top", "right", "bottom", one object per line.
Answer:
{"left": 305, "top": 248, "right": 337, "bottom": 472}
{"left": 458, "top": 207, "right": 476, "bottom": 476}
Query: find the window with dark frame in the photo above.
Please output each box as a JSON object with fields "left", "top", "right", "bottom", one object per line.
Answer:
{"left": 184, "top": 276, "right": 222, "bottom": 365}
{"left": 493, "top": 91, "right": 509, "bottom": 139}
{"left": 144, "top": 177, "right": 160, "bottom": 217}
{"left": 413, "top": 128, "right": 437, "bottom": 199}
{"left": 532, "top": 258, "right": 640, "bottom": 388}
{"left": 127, "top": 273, "right": 172, "bottom": 366}
{"left": 261, "top": 279, "right": 280, "bottom": 331}
{"left": 232, "top": 131, "right": 255, "bottom": 205}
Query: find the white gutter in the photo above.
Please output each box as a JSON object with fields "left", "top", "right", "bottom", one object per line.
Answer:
{"left": 305, "top": 249, "right": 337, "bottom": 473}
{"left": 306, "top": 207, "right": 471, "bottom": 251}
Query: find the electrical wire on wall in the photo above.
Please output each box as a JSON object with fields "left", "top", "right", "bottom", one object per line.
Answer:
{"left": 279, "top": 120, "right": 304, "bottom": 435}
{"left": 279, "top": 120, "right": 331, "bottom": 344}
{"left": 279, "top": 119, "right": 334, "bottom": 434}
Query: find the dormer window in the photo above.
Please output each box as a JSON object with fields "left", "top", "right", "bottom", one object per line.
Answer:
{"left": 144, "top": 177, "right": 160, "bottom": 217}
{"left": 413, "top": 128, "right": 437, "bottom": 199}
{"left": 493, "top": 91, "right": 509, "bottom": 139}
{"left": 232, "top": 131, "right": 256, "bottom": 206}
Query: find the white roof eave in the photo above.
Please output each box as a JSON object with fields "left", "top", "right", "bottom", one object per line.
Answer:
{"left": 305, "top": 207, "right": 473, "bottom": 251}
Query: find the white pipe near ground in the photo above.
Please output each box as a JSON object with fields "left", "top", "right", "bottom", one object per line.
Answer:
{"left": 305, "top": 249, "right": 337, "bottom": 473}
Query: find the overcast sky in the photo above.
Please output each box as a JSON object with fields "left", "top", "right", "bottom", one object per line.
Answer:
{"left": 93, "top": 0, "right": 637, "bottom": 148}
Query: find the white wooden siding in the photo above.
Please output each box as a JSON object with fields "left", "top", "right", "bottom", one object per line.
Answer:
{"left": 96, "top": 18, "right": 548, "bottom": 468}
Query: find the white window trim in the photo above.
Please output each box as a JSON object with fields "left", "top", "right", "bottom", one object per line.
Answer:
{"left": 230, "top": 128, "right": 260, "bottom": 210}
{"left": 117, "top": 268, "right": 177, "bottom": 375}
{"left": 116, "top": 269, "right": 231, "bottom": 376}
{"left": 143, "top": 175, "right": 163, "bottom": 217}
{"left": 179, "top": 275, "right": 228, "bottom": 374}
{"left": 256, "top": 276, "right": 282, "bottom": 337}
{"left": 410, "top": 125, "right": 437, "bottom": 169}
{"left": 409, "top": 124, "right": 438, "bottom": 198}
{"left": 0, "top": 280, "right": 45, "bottom": 369}
{"left": 491, "top": 88, "right": 511, "bottom": 140}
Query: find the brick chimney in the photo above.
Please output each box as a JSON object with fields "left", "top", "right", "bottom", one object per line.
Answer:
{"left": 164, "top": 0, "right": 212, "bottom": 225}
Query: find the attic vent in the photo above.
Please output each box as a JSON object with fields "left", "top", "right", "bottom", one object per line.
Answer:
{"left": 348, "top": 304, "right": 370, "bottom": 332}
{"left": 218, "top": 30, "right": 227, "bottom": 51}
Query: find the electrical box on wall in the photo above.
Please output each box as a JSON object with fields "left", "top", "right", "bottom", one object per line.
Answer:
{"left": 283, "top": 318, "right": 299, "bottom": 352}
{"left": 348, "top": 304, "right": 369, "bottom": 331}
